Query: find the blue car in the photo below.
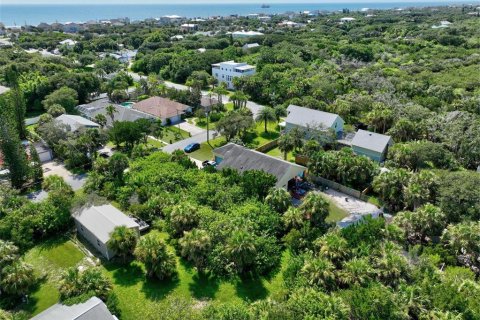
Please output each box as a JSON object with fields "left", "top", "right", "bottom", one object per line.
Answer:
{"left": 184, "top": 142, "right": 200, "bottom": 153}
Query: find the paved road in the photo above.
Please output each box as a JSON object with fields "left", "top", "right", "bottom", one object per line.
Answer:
{"left": 162, "top": 130, "right": 218, "bottom": 154}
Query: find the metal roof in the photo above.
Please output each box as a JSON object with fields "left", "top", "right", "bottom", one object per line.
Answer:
{"left": 31, "top": 296, "right": 117, "bottom": 320}
{"left": 351, "top": 129, "right": 393, "bottom": 153}
{"left": 72, "top": 205, "right": 139, "bottom": 243}
{"left": 286, "top": 105, "right": 342, "bottom": 129}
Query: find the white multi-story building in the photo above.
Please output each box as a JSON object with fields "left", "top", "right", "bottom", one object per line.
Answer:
{"left": 211, "top": 61, "right": 256, "bottom": 89}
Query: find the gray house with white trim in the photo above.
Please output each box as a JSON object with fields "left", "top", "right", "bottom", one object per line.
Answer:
{"left": 285, "top": 105, "right": 344, "bottom": 138}
{"left": 73, "top": 205, "right": 139, "bottom": 260}
{"left": 55, "top": 114, "right": 100, "bottom": 132}
{"left": 351, "top": 129, "right": 393, "bottom": 162}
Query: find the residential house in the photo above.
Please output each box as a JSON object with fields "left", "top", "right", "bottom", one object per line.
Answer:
{"left": 62, "top": 22, "right": 81, "bottom": 33}
{"left": 55, "top": 114, "right": 100, "bottom": 132}
{"left": 340, "top": 17, "right": 356, "bottom": 23}
{"left": 31, "top": 296, "right": 118, "bottom": 320}
{"left": 181, "top": 23, "right": 198, "bottom": 31}
{"left": 132, "top": 96, "right": 191, "bottom": 124}
{"left": 213, "top": 143, "right": 306, "bottom": 189}
{"left": 59, "top": 39, "right": 77, "bottom": 48}
{"left": 73, "top": 205, "right": 140, "bottom": 260}
{"left": 351, "top": 129, "right": 393, "bottom": 162}
{"left": 242, "top": 43, "right": 260, "bottom": 52}
{"left": 212, "top": 61, "right": 256, "bottom": 89}
{"left": 0, "top": 85, "right": 10, "bottom": 95}
{"left": 33, "top": 141, "right": 53, "bottom": 163}
{"left": 77, "top": 97, "right": 156, "bottom": 127}
{"left": 159, "top": 15, "right": 184, "bottom": 25}
{"left": 231, "top": 30, "right": 264, "bottom": 39}
{"left": 285, "top": 105, "right": 344, "bottom": 138}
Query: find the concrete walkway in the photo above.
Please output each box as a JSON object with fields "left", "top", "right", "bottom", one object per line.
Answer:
{"left": 177, "top": 121, "right": 206, "bottom": 136}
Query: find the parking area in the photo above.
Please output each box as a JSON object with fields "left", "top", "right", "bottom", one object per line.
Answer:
{"left": 42, "top": 161, "right": 87, "bottom": 191}
{"left": 322, "top": 188, "right": 380, "bottom": 215}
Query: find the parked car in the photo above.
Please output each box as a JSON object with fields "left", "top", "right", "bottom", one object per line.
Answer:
{"left": 184, "top": 143, "right": 200, "bottom": 153}
{"left": 202, "top": 160, "right": 217, "bottom": 168}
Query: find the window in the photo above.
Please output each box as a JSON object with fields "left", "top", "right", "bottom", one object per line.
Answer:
{"left": 97, "top": 240, "right": 101, "bottom": 247}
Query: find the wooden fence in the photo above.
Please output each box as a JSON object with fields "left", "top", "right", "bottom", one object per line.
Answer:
{"left": 255, "top": 139, "right": 279, "bottom": 153}
{"left": 307, "top": 174, "right": 369, "bottom": 201}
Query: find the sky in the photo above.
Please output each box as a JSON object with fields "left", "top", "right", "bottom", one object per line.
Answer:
{"left": 2, "top": 0, "right": 472, "bottom": 4}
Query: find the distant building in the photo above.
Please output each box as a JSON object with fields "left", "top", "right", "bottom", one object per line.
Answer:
{"left": 180, "top": 23, "right": 198, "bottom": 31}
{"left": 73, "top": 205, "right": 140, "bottom": 260}
{"left": 133, "top": 96, "right": 191, "bottom": 124}
{"left": 159, "top": 15, "right": 184, "bottom": 24}
{"left": 285, "top": 105, "right": 344, "bottom": 138}
{"left": 212, "top": 60, "right": 256, "bottom": 89}
{"left": 31, "top": 296, "right": 118, "bottom": 320}
{"left": 213, "top": 143, "right": 306, "bottom": 189}
{"left": 170, "top": 35, "right": 184, "bottom": 41}
{"left": 55, "top": 114, "right": 100, "bottom": 132}
{"left": 340, "top": 17, "right": 356, "bottom": 23}
{"left": 351, "top": 129, "right": 393, "bottom": 162}
{"left": 231, "top": 30, "right": 264, "bottom": 39}
{"left": 59, "top": 39, "right": 77, "bottom": 48}
{"left": 62, "top": 22, "right": 81, "bottom": 33}
{"left": 242, "top": 43, "right": 260, "bottom": 52}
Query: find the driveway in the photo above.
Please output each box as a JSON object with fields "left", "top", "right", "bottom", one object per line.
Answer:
{"left": 162, "top": 130, "right": 218, "bottom": 154}
{"left": 322, "top": 189, "right": 380, "bottom": 215}
{"left": 177, "top": 121, "right": 206, "bottom": 136}
{"left": 42, "top": 161, "right": 87, "bottom": 191}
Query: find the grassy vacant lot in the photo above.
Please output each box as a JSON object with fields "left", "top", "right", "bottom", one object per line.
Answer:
{"left": 21, "top": 233, "right": 291, "bottom": 320}
{"left": 244, "top": 121, "right": 281, "bottom": 148}
{"left": 21, "top": 237, "right": 86, "bottom": 316}
{"left": 319, "top": 193, "right": 350, "bottom": 223}
{"left": 162, "top": 126, "right": 190, "bottom": 144}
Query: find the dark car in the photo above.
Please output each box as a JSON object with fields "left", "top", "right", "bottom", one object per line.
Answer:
{"left": 184, "top": 142, "right": 200, "bottom": 153}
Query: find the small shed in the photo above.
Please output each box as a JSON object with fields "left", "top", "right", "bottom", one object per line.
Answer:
{"left": 351, "top": 129, "right": 393, "bottom": 162}
{"left": 73, "top": 205, "right": 139, "bottom": 260}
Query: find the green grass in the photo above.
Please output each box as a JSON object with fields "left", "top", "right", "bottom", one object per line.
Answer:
{"left": 21, "top": 237, "right": 85, "bottom": 316}
{"left": 146, "top": 137, "right": 166, "bottom": 148}
{"left": 317, "top": 193, "right": 350, "bottom": 223}
{"left": 21, "top": 233, "right": 288, "bottom": 319}
{"left": 162, "top": 127, "right": 190, "bottom": 144}
{"left": 266, "top": 147, "right": 295, "bottom": 162}
{"left": 188, "top": 136, "right": 226, "bottom": 161}
{"left": 243, "top": 122, "right": 281, "bottom": 148}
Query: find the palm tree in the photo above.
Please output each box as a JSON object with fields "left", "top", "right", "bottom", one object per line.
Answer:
{"left": 255, "top": 106, "right": 277, "bottom": 133}
{"left": 0, "top": 240, "right": 18, "bottom": 269}
{"left": 300, "top": 256, "right": 336, "bottom": 291}
{"left": 314, "top": 232, "right": 350, "bottom": 267}
{"left": 265, "top": 188, "right": 291, "bottom": 213}
{"left": 135, "top": 233, "right": 176, "bottom": 280}
{"left": 107, "top": 226, "right": 138, "bottom": 263}
{"left": 0, "top": 262, "right": 35, "bottom": 296}
{"left": 273, "top": 105, "right": 287, "bottom": 123}
{"left": 169, "top": 202, "right": 199, "bottom": 237}
{"left": 282, "top": 207, "right": 304, "bottom": 230}
{"left": 289, "top": 127, "right": 304, "bottom": 151}
{"left": 338, "top": 257, "right": 374, "bottom": 287}
{"left": 277, "top": 134, "right": 294, "bottom": 160}
{"left": 106, "top": 104, "right": 117, "bottom": 123}
{"left": 94, "top": 114, "right": 107, "bottom": 128}
{"left": 224, "top": 230, "right": 256, "bottom": 273}
{"left": 179, "top": 229, "right": 211, "bottom": 272}
{"left": 299, "top": 192, "right": 329, "bottom": 227}
{"left": 230, "top": 90, "right": 249, "bottom": 110}
{"left": 212, "top": 82, "right": 228, "bottom": 105}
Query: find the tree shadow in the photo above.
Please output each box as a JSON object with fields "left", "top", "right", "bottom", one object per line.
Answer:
{"left": 234, "top": 274, "right": 269, "bottom": 302}
{"left": 189, "top": 272, "right": 220, "bottom": 300}
{"left": 141, "top": 276, "right": 180, "bottom": 301}
{"left": 103, "top": 261, "right": 143, "bottom": 287}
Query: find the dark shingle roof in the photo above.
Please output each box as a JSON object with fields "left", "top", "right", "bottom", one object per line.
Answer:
{"left": 214, "top": 143, "right": 305, "bottom": 182}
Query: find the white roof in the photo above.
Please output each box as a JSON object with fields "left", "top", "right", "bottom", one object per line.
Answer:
{"left": 181, "top": 24, "right": 197, "bottom": 27}
{"left": 0, "top": 85, "right": 10, "bottom": 95}
{"left": 31, "top": 296, "right": 117, "bottom": 320}
{"left": 340, "top": 17, "right": 356, "bottom": 21}
{"left": 243, "top": 43, "right": 260, "bottom": 49}
{"left": 351, "top": 129, "right": 393, "bottom": 153}
{"left": 73, "top": 205, "right": 139, "bottom": 243}
{"left": 232, "top": 30, "right": 264, "bottom": 37}
{"left": 56, "top": 114, "right": 99, "bottom": 132}
{"left": 59, "top": 39, "right": 77, "bottom": 45}
{"left": 286, "top": 105, "right": 342, "bottom": 129}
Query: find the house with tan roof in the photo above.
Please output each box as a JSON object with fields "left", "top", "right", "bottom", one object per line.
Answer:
{"left": 132, "top": 96, "right": 192, "bottom": 124}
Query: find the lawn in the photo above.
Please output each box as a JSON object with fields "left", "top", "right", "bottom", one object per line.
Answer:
{"left": 146, "top": 137, "right": 165, "bottom": 148}
{"left": 243, "top": 121, "right": 281, "bottom": 148}
{"left": 21, "top": 233, "right": 289, "bottom": 319}
{"left": 188, "top": 136, "right": 226, "bottom": 161}
{"left": 21, "top": 237, "right": 86, "bottom": 316}
{"left": 318, "top": 193, "right": 350, "bottom": 222}
{"left": 266, "top": 147, "right": 295, "bottom": 162}
{"left": 162, "top": 126, "right": 190, "bottom": 144}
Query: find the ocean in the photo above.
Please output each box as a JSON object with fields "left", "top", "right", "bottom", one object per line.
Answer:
{"left": 0, "top": 2, "right": 476, "bottom": 26}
